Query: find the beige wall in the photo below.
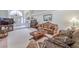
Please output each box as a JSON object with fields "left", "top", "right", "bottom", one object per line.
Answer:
{"left": 0, "top": 10, "right": 79, "bottom": 29}
{"left": 0, "top": 10, "right": 8, "bottom": 17}
{"left": 31, "top": 10, "right": 79, "bottom": 29}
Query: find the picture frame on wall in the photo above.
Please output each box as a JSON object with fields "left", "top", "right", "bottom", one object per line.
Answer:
{"left": 43, "top": 14, "right": 52, "bottom": 21}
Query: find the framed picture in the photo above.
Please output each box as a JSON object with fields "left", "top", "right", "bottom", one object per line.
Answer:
{"left": 43, "top": 14, "right": 52, "bottom": 21}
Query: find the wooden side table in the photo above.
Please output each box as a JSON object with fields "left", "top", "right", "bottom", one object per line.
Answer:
{"left": 0, "top": 25, "right": 8, "bottom": 38}
{"left": 0, "top": 30, "right": 8, "bottom": 38}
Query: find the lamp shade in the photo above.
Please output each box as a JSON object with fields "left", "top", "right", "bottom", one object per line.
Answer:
{"left": 70, "top": 17, "right": 77, "bottom": 23}
{"left": 69, "top": 17, "right": 79, "bottom": 26}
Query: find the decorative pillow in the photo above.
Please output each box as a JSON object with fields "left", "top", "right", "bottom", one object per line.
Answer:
{"left": 38, "top": 40, "right": 63, "bottom": 48}
{"left": 54, "top": 36, "right": 75, "bottom": 46}
{"left": 48, "top": 38, "right": 70, "bottom": 48}
{"left": 59, "top": 30, "right": 74, "bottom": 38}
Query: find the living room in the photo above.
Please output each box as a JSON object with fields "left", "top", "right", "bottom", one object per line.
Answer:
{"left": 0, "top": 10, "right": 79, "bottom": 48}
{"left": 1, "top": 0, "right": 79, "bottom": 59}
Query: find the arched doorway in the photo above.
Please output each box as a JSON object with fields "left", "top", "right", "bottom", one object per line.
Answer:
{"left": 8, "top": 10, "right": 26, "bottom": 29}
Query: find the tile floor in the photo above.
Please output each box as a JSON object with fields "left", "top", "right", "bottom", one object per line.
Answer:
{"left": 0, "top": 28, "right": 37, "bottom": 48}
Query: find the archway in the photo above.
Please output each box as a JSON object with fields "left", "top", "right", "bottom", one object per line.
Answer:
{"left": 8, "top": 10, "right": 26, "bottom": 29}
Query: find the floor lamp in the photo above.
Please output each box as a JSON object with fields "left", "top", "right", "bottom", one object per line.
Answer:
{"left": 69, "top": 17, "right": 79, "bottom": 30}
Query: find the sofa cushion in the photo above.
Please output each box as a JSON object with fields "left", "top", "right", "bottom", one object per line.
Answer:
{"left": 59, "top": 30, "right": 74, "bottom": 38}
{"left": 37, "top": 22, "right": 58, "bottom": 35}
{"left": 71, "top": 29, "right": 79, "bottom": 48}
